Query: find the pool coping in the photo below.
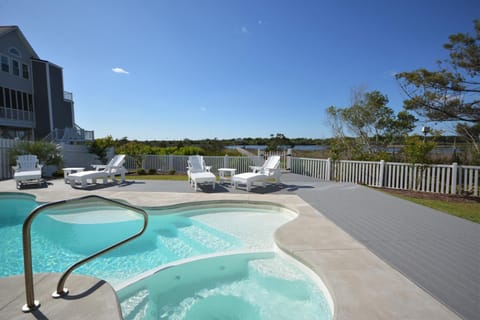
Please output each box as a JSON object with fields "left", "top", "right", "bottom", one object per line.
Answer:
{"left": 0, "top": 179, "right": 461, "bottom": 320}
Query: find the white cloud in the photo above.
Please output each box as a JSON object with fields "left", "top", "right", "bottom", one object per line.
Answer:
{"left": 112, "top": 67, "right": 129, "bottom": 74}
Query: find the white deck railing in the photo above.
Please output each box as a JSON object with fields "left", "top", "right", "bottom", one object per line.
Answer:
{"left": 0, "top": 138, "right": 17, "bottom": 180}
{"left": 1, "top": 143, "right": 478, "bottom": 197}
{"left": 125, "top": 155, "right": 262, "bottom": 174}
{"left": 290, "top": 157, "right": 480, "bottom": 197}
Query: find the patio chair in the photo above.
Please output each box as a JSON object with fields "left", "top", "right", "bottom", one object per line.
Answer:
{"left": 12, "top": 155, "right": 43, "bottom": 189}
{"left": 232, "top": 155, "right": 281, "bottom": 192}
{"left": 67, "top": 154, "right": 127, "bottom": 188}
{"left": 249, "top": 155, "right": 281, "bottom": 173}
{"left": 187, "top": 155, "right": 216, "bottom": 191}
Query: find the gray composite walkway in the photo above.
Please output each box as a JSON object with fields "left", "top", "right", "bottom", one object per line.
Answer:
{"left": 280, "top": 174, "right": 480, "bottom": 320}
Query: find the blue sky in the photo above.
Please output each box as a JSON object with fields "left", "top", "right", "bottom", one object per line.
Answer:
{"left": 1, "top": 1, "right": 478, "bottom": 140}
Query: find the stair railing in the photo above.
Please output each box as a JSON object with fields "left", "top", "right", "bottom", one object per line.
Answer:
{"left": 21, "top": 195, "right": 148, "bottom": 312}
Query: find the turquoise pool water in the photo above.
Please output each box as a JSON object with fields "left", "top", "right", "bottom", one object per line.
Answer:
{"left": 0, "top": 193, "right": 333, "bottom": 319}
{"left": 119, "top": 252, "right": 332, "bottom": 320}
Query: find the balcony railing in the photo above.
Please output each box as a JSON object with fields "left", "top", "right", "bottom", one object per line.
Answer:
{"left": 43, "top": 124, "right": 94, "bottom": 143}
{"left": 63, "top": 91, "right": 73, "bottom": 101}
{"left": 0, "top": 107, "right": 35, "bottom": 122}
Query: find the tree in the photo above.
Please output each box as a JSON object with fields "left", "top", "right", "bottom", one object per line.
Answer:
{"left": 396, "top": 20, "right": 480, "bottom": 159}
{"left": 88, "top": 136, "right": 115, "bottom": 163}
{"left": 327, "top": 89, "right": 416, "bottom": 160}
{"left": 266, "top": 133, "right": 293, "bottom": 152}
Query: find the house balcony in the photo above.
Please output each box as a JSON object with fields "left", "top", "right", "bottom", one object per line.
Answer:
{"left": 0, "top": 107, "right": 35, "bottom": 127}
{"left": 64, "top": 91, "right": 73, "bottom": 101}
{"left": 44, "top": 124, "right": 94, "bottom": 143}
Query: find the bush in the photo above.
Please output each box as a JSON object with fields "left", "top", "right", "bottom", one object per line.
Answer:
{"left": 9, "top": 141, "right": 63, "bottom": 167}
{"left": 137, "top": 168, "right": 146, "bottom": 175}
{"left": 148, "top": 169, "right": 157, "bottom": 175}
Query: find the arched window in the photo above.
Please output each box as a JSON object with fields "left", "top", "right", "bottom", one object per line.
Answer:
{"left": 9, "top": 47, "right": 21, "bottom": 57}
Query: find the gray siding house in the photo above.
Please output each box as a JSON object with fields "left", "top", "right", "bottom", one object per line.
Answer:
{"left": 0, "top": 25, "right": 90, "bottom": 141}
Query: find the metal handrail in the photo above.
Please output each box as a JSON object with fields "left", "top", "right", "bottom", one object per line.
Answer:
{"left": 22, "top": 195, "right": 148, "bottom": 312}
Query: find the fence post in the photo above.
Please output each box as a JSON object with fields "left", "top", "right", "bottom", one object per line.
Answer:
{"left": 224, "top": 154, "right": 229, "bottom": 168}
{"left": 168, "top": 155, "right": 174, "bottom": 171}
{"left": 286, "top": 148, "right": 292, "bottom": 171}
{"left": 378, "top": 160, "right": 385, "bottom": 187}
{"left": 451, "top": 162, "right": 458, "bottom": 195}
{"left": 326, "top": 158, "right": 332, "bottom": 181}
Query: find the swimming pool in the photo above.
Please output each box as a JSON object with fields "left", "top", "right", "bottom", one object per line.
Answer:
{"left": 0, "top": 193, "right": 333, "bottom": 319}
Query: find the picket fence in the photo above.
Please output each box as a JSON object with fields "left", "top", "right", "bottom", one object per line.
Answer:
{"left": 0, "top": 138, "right": 17, "bottom": 180}
{"left": 124, "top": 155, "right": 266, "bottom": 174}
{"left": 290, "top": 157, "right": 480, "bottom": 197}
{"left": 1, "top": 141, "right": 478, "bottom": 197}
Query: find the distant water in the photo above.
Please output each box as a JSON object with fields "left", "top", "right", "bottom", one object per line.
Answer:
{"left": 228, "top": 145, "right": 457, "bottom": 154}
{"left": 227, "top": 145, "right": 328, "bottom": 151}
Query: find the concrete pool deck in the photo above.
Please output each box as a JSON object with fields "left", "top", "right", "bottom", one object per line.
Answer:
{"left": 0, "top": 174, "right": 473, "bottom": 319}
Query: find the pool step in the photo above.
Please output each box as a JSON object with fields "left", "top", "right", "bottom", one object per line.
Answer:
{"left": 120, "top": 289, "right": 150, "bottom": 320}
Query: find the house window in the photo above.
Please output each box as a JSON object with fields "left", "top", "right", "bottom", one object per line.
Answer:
{"left": 22, "top": 64, "right": 29, "bottom": 79}
{"left": 4, "top": 88, "right": 10, "bottom": 108}
{"left": 11, "top": 89, "right": 17, "bottom": 109}
{"left": 17, "top": 91, "right": 22, "bottom": 109}
{"left": 28, "top": 94, "right": 33, "bottom": 111}
{"left": 0, "top": 87, "right": 4, "bottom": 108}
{"left": 1, "top": 55, "right": 9, "bottom": 73}
{"left": 22, "top": 92, "right": 27, "bottom": 110}
{"left": 9, "top": 47, "right": 21, "bottom": 57}
{"left": 12, "top": 60, "right": 20, "bottom": 76}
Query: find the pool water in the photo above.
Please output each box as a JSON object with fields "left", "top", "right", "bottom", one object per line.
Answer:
{"left": 0, "top": 194, "right": 333, "bottom": 319}
{"left": 118, "top": 252, "right": 332, "bottom": 320}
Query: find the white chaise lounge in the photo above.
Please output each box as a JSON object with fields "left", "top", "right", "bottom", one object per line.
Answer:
{"left": 12, "top": 155, "right": 43, "bottom": 189}
{"left": 187, "top": 155, "right": 216, "bottom": 191}
{"left": 67, "top": 154, "right": 127, "bottom": 188}
{"left": 232, "top": 155, "right": 281, "bottom": 192}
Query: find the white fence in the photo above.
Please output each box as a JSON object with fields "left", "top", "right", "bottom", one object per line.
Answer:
{"left": 124, "top": 155, "right": 265, "bottom": 174}
{"left": 291, "top": 157, "right": 480, "bottom": 197}
{"left": 2, "top": 142, "right": 479, "bottom": 197}
{"left": 0, "top": 138, "right": 17, "bottom": 180}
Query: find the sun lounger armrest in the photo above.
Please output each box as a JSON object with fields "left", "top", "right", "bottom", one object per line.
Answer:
{"left": 249, "top": 165, "right": 263, "bottom": 173}
{"left": 92, "top": 164, "right": 107, "bottom": 171}
{"left": 205, "top": 166, "right": 212, "bottom": 172}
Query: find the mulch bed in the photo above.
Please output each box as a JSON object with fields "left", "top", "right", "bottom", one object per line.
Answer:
{"left": 375, "top": 187, "right": 480, "bottom": 203}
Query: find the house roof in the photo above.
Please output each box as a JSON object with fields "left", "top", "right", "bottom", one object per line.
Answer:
{"left": 0, "top": 25, "right": 39, "bottom": 59}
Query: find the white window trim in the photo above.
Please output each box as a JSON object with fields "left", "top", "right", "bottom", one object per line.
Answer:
{"left": 8, "top": 47, "right": 21, "bottom": 58}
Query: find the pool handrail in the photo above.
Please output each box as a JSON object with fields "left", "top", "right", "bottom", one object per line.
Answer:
{"left": 21, "top": 195, "right": 148, "bottom": 312}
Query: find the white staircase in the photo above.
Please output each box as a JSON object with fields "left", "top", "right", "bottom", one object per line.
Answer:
{"left": 58, "top": 143, "right": 102, "bottom": 168}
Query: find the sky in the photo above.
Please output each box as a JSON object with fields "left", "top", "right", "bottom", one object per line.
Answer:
{"left": 1, "top": 0, "right": 478, "bottom": 140}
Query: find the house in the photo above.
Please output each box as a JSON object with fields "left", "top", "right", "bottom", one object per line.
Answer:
{"left": 0, "top": 25, "right": 92, "bottom": 142}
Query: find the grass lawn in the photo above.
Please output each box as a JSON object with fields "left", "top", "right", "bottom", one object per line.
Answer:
{"left": 381, "top": 189, "right": 480, "bottom": 224}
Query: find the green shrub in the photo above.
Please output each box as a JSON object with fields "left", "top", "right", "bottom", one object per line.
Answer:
{"left": 9, "top": 141, "right": 63, "bottom": 167}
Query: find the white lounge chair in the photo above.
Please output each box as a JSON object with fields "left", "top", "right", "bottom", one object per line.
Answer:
{"left": 187, "top": 155, "right": 216, "bottom": 191}
{"left": 232, "top": 155, "right": 281, "bottom": 192}
{"left": 249, "top": 155, "right": 280, "bottom": 173}
{"left": 12, "top": 155, "right": 43, "bottom": 189}
{"left": 67, "top": 154, "right": 127, "bottom": 188}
